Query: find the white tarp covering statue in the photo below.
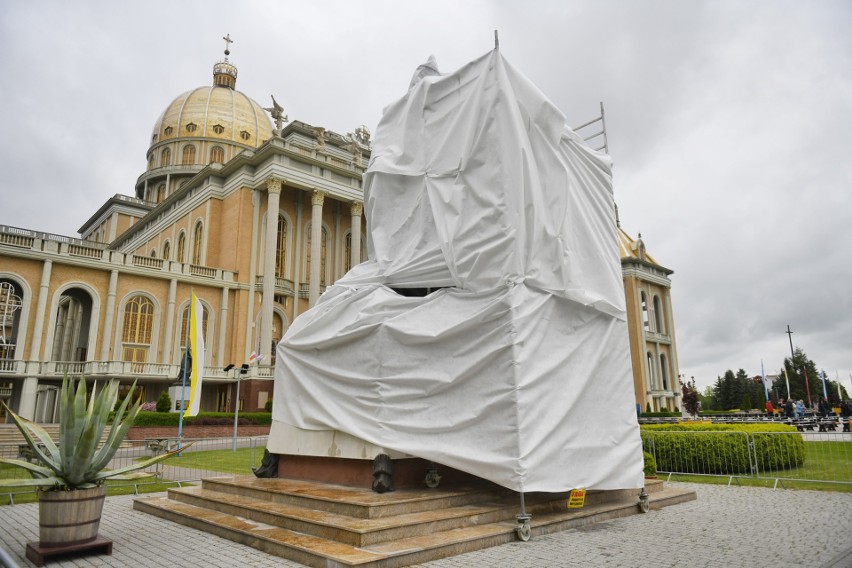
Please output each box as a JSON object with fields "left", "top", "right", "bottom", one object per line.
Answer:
{"left": 270, "top": 47, "right": 644, "bottom": 493}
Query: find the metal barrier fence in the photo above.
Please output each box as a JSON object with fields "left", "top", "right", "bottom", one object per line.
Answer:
{"left": 0, "top": 436, "right": 268, "bottom": 505}
{"left": 642, "top": 430, "right": 852, "bottom": 488}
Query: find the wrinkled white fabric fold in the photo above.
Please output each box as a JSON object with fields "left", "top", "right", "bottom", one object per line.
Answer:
{"left": 273, "top": 49, "right": 643, "bottom": 492}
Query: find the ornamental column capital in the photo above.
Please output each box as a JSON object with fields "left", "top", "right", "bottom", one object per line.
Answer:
{"left": 311, "top": 190, "right": 327, "bottom": 207}
{"left": 266, "top": 177, "right": 283, "bottom": 195}
{"left": 350, "top": 201, "right": 363, "bottom": 217}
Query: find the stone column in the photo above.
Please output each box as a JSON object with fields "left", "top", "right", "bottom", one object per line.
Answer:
{"left": 218, "top": 286, "right": 229, "bottom": 367}
{"left": 309, "top": 190, "right": 326, "bottom": 307}
{"left": 99, "top": 270, "right": 119, "bottom": 360}
{"left": 261, "top": 177, "right": 282, "bottom": 361}
{"left": 162, "top": 279, "right": 177, "bottom": 363}
{"left": 350, "top": 201, "right": 363, "bottom": 268}
{"left": 20, "top": 260, "right": 53, "bottom": 420}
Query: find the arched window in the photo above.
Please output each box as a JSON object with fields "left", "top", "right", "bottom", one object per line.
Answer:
{"left": 176, "top": 232, "right": 186, "bottom": 263}
{"left": 653, "top": 295, "right": 665, "bottom": 335}
{"left": 161, "top": 148, "right": 171, "bottom": 167}
{"left": 210, "top": 146, "right": 224, "bottom": 164}
{"left": 162, "top": 241, "right": 171, "bottom": 260}
{"left": 660, "top": 354, "right": 669, "bottom": 390}
{"left": 192, "top": 221, "right": 203, "bottom": 265}
{"left": 156, "top": 184, "right": 166, "bottom": 204}
{"left": 148, "top": 155, "right": 154, "bottom": 171}
{"left": 0, "top": 280, "right": 23, "bottom": 361}
{"left": 275, "top": 215, "right": 288, "bottom": 278}
{"left": 640, "top": 291, "right": 650, "bottom": 330}
{"left": 305, "top": 225, "right": 328, "bottom": 286}
{"left": 182, "top": 144, "right": 196, "bottom": 165}
{"left": 178, "top": 304, "right": 209, "bottom": 358}
{"left": 150, "top": 249, "right": 157, "bottom": 258}
{"left": 121, "top": 296, "right": 154, "bottom": 371}
{"left": 646, "top": 351, "right": 655, "bottom": 388}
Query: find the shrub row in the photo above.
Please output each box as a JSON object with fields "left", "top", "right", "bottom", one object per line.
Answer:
{"left": 126, "top": 411, "right": 273, "bottom": 427}
{"left": 640, "top": 423, "right": 805, "bottom": 474}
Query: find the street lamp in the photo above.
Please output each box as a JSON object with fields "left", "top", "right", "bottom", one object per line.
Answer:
{"left": 224, "top": 363, "right": 249, "bottom": 451}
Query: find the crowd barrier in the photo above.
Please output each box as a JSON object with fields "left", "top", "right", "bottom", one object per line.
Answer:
{"left": 642, "top": 430, "right": 852, "bottom": 488}
{"left": 0, "top": 436, "right": 268, "bottom": 505}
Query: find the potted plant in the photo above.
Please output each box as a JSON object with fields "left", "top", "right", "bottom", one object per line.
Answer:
{"left": 0, "top": 377, "right": 186, "bottom": 548}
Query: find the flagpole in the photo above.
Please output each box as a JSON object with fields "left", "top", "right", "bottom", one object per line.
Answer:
{"left": 177, "top": 313, "right": 190, "bottom": 453}
{"left": 784, "top": 368, "right": 791, "bottom": 400}
{"left": 803, "top": 367, "right": 812, "bottom": 407}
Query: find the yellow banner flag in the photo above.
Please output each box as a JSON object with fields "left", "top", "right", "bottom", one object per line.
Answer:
{"left": 184, "top": 291, "right": 205, "bottom": 417}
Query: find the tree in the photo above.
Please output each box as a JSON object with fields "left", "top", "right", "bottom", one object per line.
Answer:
{"left": 699, "top": 385, "right": 716, "bottom": 411}
{"left": 772, "top": 348, "right": 820, "bottom": 405}
{"left": 156, "top": 391, "right": 172, "bottom": 413}
{"left": 681, "top": 377, "right": 700, "bottom": 416}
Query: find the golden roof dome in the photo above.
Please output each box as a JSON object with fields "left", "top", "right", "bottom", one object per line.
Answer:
{"left": 148, "top": 39, "right": 272, "bottom": 158}
{"left": 150, "top": 85, "right": 272, "bottom": 150}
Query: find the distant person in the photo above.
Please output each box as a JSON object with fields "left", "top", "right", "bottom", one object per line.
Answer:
{"left": 795, "top": 399, "right": 805, "bottom": 419}
{"left": 818, "top": 397, "right": 830, "bottom": 418}
{"left": 841, "top": 400, "right": 852, "bottom": 432}
{"left": 785, "top": 399, "right": 794, "bottom": 419}
{"left": 765, "top": 400, "right": 774, "bottom": 419}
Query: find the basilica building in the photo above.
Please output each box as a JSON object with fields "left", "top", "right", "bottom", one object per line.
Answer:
{"left": 0, "top": 44, "right": 680, "bottom": 423}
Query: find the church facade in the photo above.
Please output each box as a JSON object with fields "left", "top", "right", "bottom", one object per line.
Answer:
{"left": 0, "top": 45, "right": 680, "bottom": 424}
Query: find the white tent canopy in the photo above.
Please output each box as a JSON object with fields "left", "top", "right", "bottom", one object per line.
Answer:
{"left": 271, "top": 48, "right": 643, "bottom": 493}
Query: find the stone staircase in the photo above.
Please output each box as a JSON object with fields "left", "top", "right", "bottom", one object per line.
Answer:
{"left": 134, "top": 476, "right": 696, "bottom": 567}
{"left": 0, "top": 423, "right": 118, "bottom": 459}
{"left": 0, "top": 424, "right": 62, "bottom": 458}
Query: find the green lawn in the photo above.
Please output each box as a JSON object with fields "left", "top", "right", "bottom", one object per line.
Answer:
{"left": 155, "top": 446, "right": 264, "bottom": 475}
{"left": 0, "top": 464, "right": 184, "bottom": 505}
{"left": 0, "top": 445, "right": 263, "bottom": 506}
{"left": 661, "top": 440, "right": 852, "bottom": 493}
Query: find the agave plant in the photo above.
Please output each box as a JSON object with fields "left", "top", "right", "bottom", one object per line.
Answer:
{"left": 0, "top": 376, "right": 187, "bottom": 490}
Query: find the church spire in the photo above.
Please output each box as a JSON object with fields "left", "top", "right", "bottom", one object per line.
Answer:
{"left": 213, "top": 33, "right": 238, "bottom": 89}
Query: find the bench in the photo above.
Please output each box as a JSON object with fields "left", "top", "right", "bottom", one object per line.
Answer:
{"left": 17, "top": 443, "right": 50, "bottom": 463}
{"left": 145, "top": 437, "right": 181, "bottom": 454}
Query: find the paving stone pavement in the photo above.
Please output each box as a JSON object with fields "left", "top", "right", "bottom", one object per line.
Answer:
{"left": 0, "top": 482, "right": 850, "bottom": 568}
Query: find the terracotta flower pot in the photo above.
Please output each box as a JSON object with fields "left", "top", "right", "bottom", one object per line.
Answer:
{"left": 38, "top": 486, "right": 107, "bottom": 547}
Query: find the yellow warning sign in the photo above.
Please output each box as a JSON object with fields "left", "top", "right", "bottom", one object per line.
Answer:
{"left": 567, "top": 488, "right": 586, "bottom": 509}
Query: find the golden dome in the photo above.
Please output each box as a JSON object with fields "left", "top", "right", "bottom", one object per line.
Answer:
{"left": 150, "top": 85, "right": 272, "bottom": 152}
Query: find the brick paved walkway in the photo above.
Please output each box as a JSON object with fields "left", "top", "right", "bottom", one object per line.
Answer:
{"left": 0, "top": 482, "right": 850, "bottom": 567}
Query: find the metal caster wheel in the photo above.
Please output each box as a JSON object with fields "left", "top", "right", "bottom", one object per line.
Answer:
{"left": 425, "top": 470, "right": 441, "bottom": 488}
{"left": 638, "top": 490, "right": 650, "bottom": 513}
{"left": 515, "top": 517, "right": 531, "bottom": 541}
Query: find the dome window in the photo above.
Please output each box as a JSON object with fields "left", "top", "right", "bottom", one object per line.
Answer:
{"left": 164, "top": 126, "right": 174, "bottom": 136}
{"left": 186, "top": 122, "right": 197, "bottom": 133}
{"left": 210, "top": 146, "right": 225, "bottom": 164}
{"left": 152, "top": 134, "right": 158, "bottom": 143}
{"left": 240, "top": 130, "right": 251, "bottom": 141}
{"left": 161, "top": 148, "right": 171, "bottom": 167}
{"left": 182, "top": 144, "right": 196, "bottom": 165}
{"left": 212, "top": 124, "right": 225, "bottom": 135}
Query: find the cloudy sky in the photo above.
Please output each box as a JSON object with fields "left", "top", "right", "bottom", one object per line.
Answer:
{"left": 1, "top": 0, "right": 849, "bottom": 393}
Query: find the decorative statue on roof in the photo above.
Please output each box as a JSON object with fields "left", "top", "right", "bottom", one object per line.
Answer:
{"left": 264, "top": 95, "right": 288, "bottom": 137}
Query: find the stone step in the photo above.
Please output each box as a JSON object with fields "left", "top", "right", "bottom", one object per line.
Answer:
{"left": 134, "top": 477, "right": 695, "bottom": 567}
{"left": 199, "top": 476, "right": 512, "bottom": 519}
{"left": 164, "top": 481, "right": 651, "bottom": 547}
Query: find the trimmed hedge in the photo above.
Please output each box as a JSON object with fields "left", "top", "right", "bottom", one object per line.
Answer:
{"left": 643, "top": 451, "right": 657, "bottom": 477}
{"left": 125, "top": 411, "right": 273, "bottom": 427}
{"left": 640, "top": 423, "right": 805, "bottom": 474}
